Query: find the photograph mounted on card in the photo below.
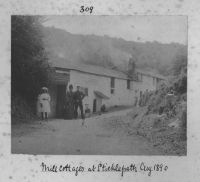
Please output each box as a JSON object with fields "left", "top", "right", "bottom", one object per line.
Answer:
{"left": 11, "top": 15, "right": 187, "bottom": 156}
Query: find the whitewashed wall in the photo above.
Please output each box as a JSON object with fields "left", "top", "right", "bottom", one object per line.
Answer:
{"left": 105, "top": 78, "right": 135, "bottom": 107}
{"left": 68, "top": 70, "right": 159, "bottom": 112}
{"left": 69, "top": 70, "right": 110, "bottom": 111}
{"left": 135, "top": 75, "right": 157, "bottom": 93}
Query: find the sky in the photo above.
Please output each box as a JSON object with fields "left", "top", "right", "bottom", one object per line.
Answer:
{"left": 43, "top": 15, "right": 187, "bottom": 45}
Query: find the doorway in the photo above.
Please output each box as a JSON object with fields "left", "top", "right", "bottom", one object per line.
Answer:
{"left": 93, "top": 99, "right": 97, "bottom": 113}
{"left": 56, "top": 84, "right": 66, "bottom": 118}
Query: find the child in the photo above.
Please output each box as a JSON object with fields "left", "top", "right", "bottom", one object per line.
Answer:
{"left": 38, "top": 87, "right": 51, "bottom": 120}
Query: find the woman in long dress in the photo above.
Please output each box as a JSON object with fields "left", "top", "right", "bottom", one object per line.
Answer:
{"left": 64, "top": 84, "right": 74, "bottom": 119}
{"left": 38, "top": 87, "right": 51, "bottom": 120}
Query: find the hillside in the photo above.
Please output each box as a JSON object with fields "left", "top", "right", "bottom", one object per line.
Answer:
{"left": 127, "top": 52, "right": 187, "bottom": 155}
{"left": 42, "top": 26, "right": 187, "bottom": 76}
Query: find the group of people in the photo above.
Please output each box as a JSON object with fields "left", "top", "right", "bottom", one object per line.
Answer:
{"left": 37, "top": 86, "right": 151, "bottom": 123}
{"left": 64, "top": 85, "right": 85, "bottom": 121}
{"left": 37, "top": 85, "right": 86, "bottom": 126}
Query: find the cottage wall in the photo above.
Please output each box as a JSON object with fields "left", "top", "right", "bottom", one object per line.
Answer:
{"left": 143, "top": 75, "right": 156, "bottom": 90}
{"left": 105, "top": 78, "right": 135, "bottom": 106}
{"left": 69, "top": 70, "right": 109, "bottom": 111}
{"left": 69, "top": 70, "right": 138, "bottom": 112}
{"left": 136, "top": 75, "right": 157, "bottom": 93}
{"left": 49, "top": 69, "right": 162, "bottom": 117}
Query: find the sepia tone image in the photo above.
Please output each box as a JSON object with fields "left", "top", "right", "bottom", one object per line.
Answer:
{"left": 11, "top": 15, "right": 187, "bottom": 155}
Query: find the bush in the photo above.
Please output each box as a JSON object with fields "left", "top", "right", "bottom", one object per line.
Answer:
{"left": 12, "top": 16, "right": 51, "bottom": 103}
{"left": 11, "top": 96, "right": 37, "bottom": 123}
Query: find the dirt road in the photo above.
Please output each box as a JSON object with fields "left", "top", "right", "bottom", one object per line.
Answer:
{"left": 12, "top": 109, "right": 163, "bottom": 155}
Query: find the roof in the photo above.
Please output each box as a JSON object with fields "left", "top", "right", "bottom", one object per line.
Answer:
{"left": 94, "top": 91, "right": 109, "bottom": 100}
{"left": 50, "top": 59, "right": 165, "bottom": 81}
{"left": 50, "top": 71, "right": 69, "bottom": 84}
{"left": 51, "top": 59, "right": 131, "bottom": 80}
{"left": 136, "top": 68, "right": 165, "bottom": 80}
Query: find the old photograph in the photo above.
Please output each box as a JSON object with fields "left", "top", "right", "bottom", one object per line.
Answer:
{"left": 11, "top": 15, "right": 187, "bottom": 155}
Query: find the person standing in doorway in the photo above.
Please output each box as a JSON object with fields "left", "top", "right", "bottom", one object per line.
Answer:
{"left": 74, "top": 86, "right": 85, "bottom": 126}
{"left": 38, "top": 87, "right": 51, "bottom": 121}
{"left": 134, "top": 90, "right": 138, "bottom": 107}
{"left": 64, "top": 84, "right": 74, "bottom": 119}
{"left": 139, "top": 91, "right": 143, "bottom": 107}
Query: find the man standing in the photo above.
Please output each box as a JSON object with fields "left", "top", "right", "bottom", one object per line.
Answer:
{"left": 74, "top": 86, "right": 85, "bottom": 126}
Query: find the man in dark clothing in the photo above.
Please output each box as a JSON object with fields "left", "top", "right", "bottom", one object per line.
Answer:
{"left": 74, "top": 86, "right": 85, "bottom": 122}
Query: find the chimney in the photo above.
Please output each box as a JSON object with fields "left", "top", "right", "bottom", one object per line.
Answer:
{"left": 127, "top": 57, "right": 136, "bottom": 79}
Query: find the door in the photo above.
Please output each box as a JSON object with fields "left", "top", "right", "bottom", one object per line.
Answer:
{"left": 96, "top": 98, "right": 102, "bottom": 112}
{"left": 56, "top": 84, "right": 66, "bottom": 118}
{"left": 93, "top": 99, "right": 96, "bottom": 113}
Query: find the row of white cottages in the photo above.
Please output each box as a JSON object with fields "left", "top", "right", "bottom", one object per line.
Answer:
{"left": 48, "top": 61, "right": 165, "bottom": 118}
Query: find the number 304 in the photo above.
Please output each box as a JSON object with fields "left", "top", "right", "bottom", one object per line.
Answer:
{"left": 80, "top": 6, "right": 94, "bottom": 14}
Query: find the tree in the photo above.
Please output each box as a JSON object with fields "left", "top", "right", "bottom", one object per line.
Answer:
{"left": 172, "top": 53, "right": 187, "bottom": 76}
{"left": 172, "top": 52, "right": 187, "bottom": 94}
{"left": 11, "top": 16, "right": 51, "bottom": 105}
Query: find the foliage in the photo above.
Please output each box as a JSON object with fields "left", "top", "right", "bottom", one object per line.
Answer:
{"left": 145, "top": 50, "right": 187, "bottom": 115}
{"left": 11, "top": 16, "right": 52, "bottom": 122}
{"left": 172, "top": 54, "right": 187, "bottom": 76}
{"left": 43, "top": 26, "right": 187, "bottom": 75}
{"left": 11, "top": 16, "right": 51, "bottom": 104}
{"left": 130, "top": 53, "right": 187, "bottom": 154}
{"left": 171, "top": 52, "right": 187, "bottom": 94}
{"left": 11, "top": 95, "right": 36, "bottom": 123}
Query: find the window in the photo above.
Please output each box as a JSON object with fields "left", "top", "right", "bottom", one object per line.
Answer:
{"left": 110, "top": 77, "right": 115, "bottom": 94}
{"left": 127, "top": 80, "right": 131, "bottom": 89}
{"left": 111, "top": 88, "right": 115, "bottom": 94}
{"left": 111, "top": 77, "right": 115, "bottom": 88}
